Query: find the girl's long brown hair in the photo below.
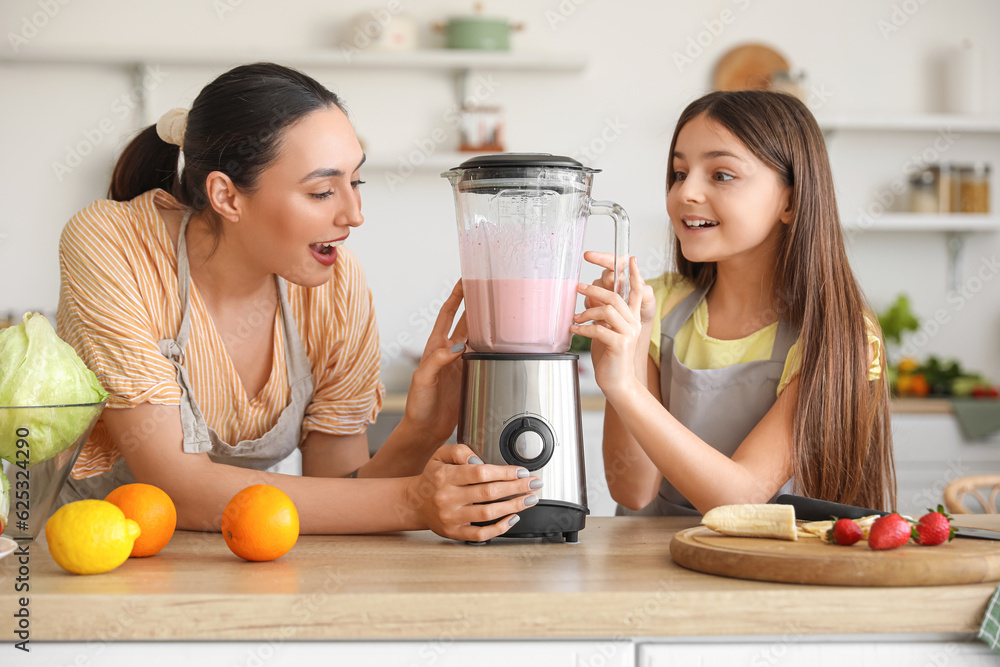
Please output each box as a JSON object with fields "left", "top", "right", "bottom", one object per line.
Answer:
{"left": 667, "top": 91, "right": 896, "bottom": 511}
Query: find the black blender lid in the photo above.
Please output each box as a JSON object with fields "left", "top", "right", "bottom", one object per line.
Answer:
{"left": 454, "top": 153, "right": 599, "bottom": 172}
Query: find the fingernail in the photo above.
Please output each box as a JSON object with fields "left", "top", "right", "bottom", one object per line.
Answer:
{"left": 468, "top": 455, "right": 484, "bottom": 465}
{"left": 524, "top": 495, "right": 539, "bottom": 507}
{"left": 508, "top": 515, "right": 521, "bottom": 528}
{"left": 529, "top": 479, "right": 544, "bottom": 490}
{"left": 450, "top": 343, "right": 466, "bottom": 354}
{"left": 516, "top": 467, "right": 529, "bottom": 478}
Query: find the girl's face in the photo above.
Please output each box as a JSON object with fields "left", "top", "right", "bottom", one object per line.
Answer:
{"left": 666, "top": 113, "right": 792, "bottom": 267}
{"left": 235, "top": 106, "right": 365, "bottom": 288}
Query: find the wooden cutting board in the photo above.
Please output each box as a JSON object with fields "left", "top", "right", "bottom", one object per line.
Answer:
{"left": 670, "top": 526, "right": 1000, "bottom": 586}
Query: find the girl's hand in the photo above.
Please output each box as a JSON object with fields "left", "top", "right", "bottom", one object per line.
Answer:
{"left": 406, "top": 444, "right": 541, "bottom": 542}
{"left": 403, "top": 280, "right": 468, "bottom": 447}
{"left": 582, "top": 251, "right": 656, "bottom": 327}
{"left": 572, "top": 255, "right": 652, "bottom": 397}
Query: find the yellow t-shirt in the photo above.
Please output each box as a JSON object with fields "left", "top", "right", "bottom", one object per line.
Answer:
{"left": 58, "top": 189, "right": 385, "bottom": 478}
{"left": 648, "top": 273, "right": 882, "bottom": 396}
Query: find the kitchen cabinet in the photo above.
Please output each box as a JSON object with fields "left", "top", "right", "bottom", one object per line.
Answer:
{"left": 19, "top": 642, "right": 637, "bottom": 667}
{"left": 893, "top": 409, "right": 1000, "bottom": 516}
{"left": 640, "top": 641, "right": 996, "bottom": 665}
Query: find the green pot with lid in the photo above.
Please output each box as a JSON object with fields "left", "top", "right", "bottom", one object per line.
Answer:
{"left": 435, "top": 8, "right": 523, "bottom": 51}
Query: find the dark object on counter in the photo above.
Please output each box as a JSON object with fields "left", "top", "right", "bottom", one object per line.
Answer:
{"left": 776, "top": 494, "right": 1000, "bottom": 541}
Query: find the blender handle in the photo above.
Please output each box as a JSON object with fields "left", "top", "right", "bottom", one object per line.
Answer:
{"left": 589, "top": 200, "right": 630, "bottom": 302}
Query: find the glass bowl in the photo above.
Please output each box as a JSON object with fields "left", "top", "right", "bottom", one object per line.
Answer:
{"left": 1, "top": 401, "right": 107, "bottom": 541}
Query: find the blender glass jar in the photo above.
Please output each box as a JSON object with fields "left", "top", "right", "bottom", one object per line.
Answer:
{"left": 442, "top": 154, "right": 629, "bottom": 354}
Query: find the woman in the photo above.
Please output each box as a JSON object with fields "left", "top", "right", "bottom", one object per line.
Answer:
{"left": 57, "top": 62, "right": 539, "bottom": 541}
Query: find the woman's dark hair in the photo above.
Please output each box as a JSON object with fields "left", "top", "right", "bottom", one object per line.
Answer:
{"left": 109, "top": 62, "right": 344, "bottom": 233}
{"left": 667, "top": 90, "right": 896, "bottom": 512}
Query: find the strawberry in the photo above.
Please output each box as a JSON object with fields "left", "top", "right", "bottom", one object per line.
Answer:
{"left": 829, "top": 518, "right": 863, "bottom": 546}
{"left": 913, "top": 505, "right": 957, "bottom": 546}
{"left": 868, "top": 513, "right": 912, "bottom": 550}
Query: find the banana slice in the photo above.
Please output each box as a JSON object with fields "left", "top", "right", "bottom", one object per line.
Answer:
{"left": 702, "top": 503, "right": 798, "bottom": 541}
{"left": 799, "top": 515, "right": 883, "bottom": 542}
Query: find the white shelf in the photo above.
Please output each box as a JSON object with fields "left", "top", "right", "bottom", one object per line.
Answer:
{"left": 842, "top": 213, "right": 998, "bottom": 232}
{"left": 817, "top": 113, "right": 1000, "bottom": 133}
{"left": 0, "top": 47, "right": 588, "bottom": 73}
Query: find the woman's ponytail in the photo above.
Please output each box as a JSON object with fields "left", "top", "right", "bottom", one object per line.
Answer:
{"left": 108, "top": 125, "right": 180, "bottom": 201}
{"left": 106, "top": 62, "right": 344, "bottom": 238}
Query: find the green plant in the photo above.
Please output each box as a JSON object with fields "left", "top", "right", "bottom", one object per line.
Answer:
{"left": 877, "top": 294, "right": 920, "bottom": 346}
{"left": 568, "top": 334, "right": 592, "bottom": 354}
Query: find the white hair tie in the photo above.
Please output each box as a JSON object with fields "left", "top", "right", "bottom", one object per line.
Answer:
{"left": 156, "top": 107, "right": 189, "bottom": 148}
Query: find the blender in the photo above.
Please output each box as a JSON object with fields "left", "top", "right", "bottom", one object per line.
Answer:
{"left": 442, "top": 153, "right": 629, "bottom": 543}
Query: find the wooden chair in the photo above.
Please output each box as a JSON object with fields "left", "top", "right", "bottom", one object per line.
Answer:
{"left": 944, "top": 474, "right": 1000, "bottom": 514}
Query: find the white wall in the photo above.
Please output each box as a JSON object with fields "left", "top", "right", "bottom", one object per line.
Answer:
{"left": 1, "top": 0, "right": 998, "bottom": 389}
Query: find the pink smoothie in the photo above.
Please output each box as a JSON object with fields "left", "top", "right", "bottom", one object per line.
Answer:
{"left": 464, "top": 278, "right": 579, "bottom": 353}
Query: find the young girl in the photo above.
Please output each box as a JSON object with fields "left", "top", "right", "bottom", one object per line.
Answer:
{"left": 56, "top": 63, "right": 540, "bottom": 541}
{"left": 573, "top": 90, "right": 895, "bottom": 516}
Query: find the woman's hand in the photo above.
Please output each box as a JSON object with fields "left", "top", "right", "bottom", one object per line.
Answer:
{"left": 406, "top": 444, "right": 542, "bottom": 542}
{"left": 402, "top": 279, "right": 468, "bottom": 447}
{"left": 572, "top": 255, "right": 654, "bottom": 399}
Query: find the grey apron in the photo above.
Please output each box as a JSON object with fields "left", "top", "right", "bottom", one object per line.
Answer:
{"left": 59, "top": 211, "right": 315, "bottom": 504}
{"left": 617, "top": 281, "right": 797, "bottom": 517}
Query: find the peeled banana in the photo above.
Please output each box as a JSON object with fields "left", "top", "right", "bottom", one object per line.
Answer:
{"left": 701, "top": 503, "right": 798, "bottom": 541}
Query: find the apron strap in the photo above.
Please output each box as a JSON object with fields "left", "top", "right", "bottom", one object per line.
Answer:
{"left": 770, "top": 317, "right": 799, "bottom": 362}
{"left": 161, "top": 210, "right": 196, "bottom": 361}
{"left": 661, "top": 280, "right": 713, "bottom": 339}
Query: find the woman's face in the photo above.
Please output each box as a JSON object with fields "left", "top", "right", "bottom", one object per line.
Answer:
{"left": 235, "top": 106, "right": 365, "bottom": 287}
{"left": 666, "top": 113, "right": 791, "bottom": 267}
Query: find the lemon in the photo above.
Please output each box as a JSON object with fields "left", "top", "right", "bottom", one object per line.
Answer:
{"left": 45, "top": 500, "right": 141, "bottom": 575}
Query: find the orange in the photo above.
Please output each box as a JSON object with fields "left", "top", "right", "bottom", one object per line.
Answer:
{"left": 221, "top": 484, "right": 299, "bottom": 562}
{"left": 104, "top": 483, "right": 177, "bottom": 558}
{"left": 910, "top": 373, "right": 931, "bottom": 397}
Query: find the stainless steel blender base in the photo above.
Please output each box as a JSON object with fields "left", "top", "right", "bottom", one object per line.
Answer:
{"left": 458, "top": 353, "right": 589, "bottom": 544}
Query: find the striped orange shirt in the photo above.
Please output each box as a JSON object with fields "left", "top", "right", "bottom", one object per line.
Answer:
{"left": 57, "top": 189, "right": 384, "bottom": 478}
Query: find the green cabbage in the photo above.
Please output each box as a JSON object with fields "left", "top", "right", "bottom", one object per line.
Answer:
{"left": 0, "top": 313, "right": 109, "bottom": 465}
{"left": 0, "top": 469, "right": 8, "bottom": 533}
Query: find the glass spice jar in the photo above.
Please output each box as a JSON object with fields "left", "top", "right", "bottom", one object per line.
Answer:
{"left": 908, "top": 168, "right": 939, "bottom": 213}
{"left": 959, "top": 162, "right": 991, "bottom": 213}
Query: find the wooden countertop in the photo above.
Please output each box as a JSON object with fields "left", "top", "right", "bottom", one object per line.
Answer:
{"left": 2, "top": 516, "right": 996, "bottom": 641}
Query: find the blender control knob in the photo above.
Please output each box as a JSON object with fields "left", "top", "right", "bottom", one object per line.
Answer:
{"left": 498, "top": 416, "right": 555, "bottom": 471}
{"left": 513, "top": 431, "right": 545, "bottom": 460}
